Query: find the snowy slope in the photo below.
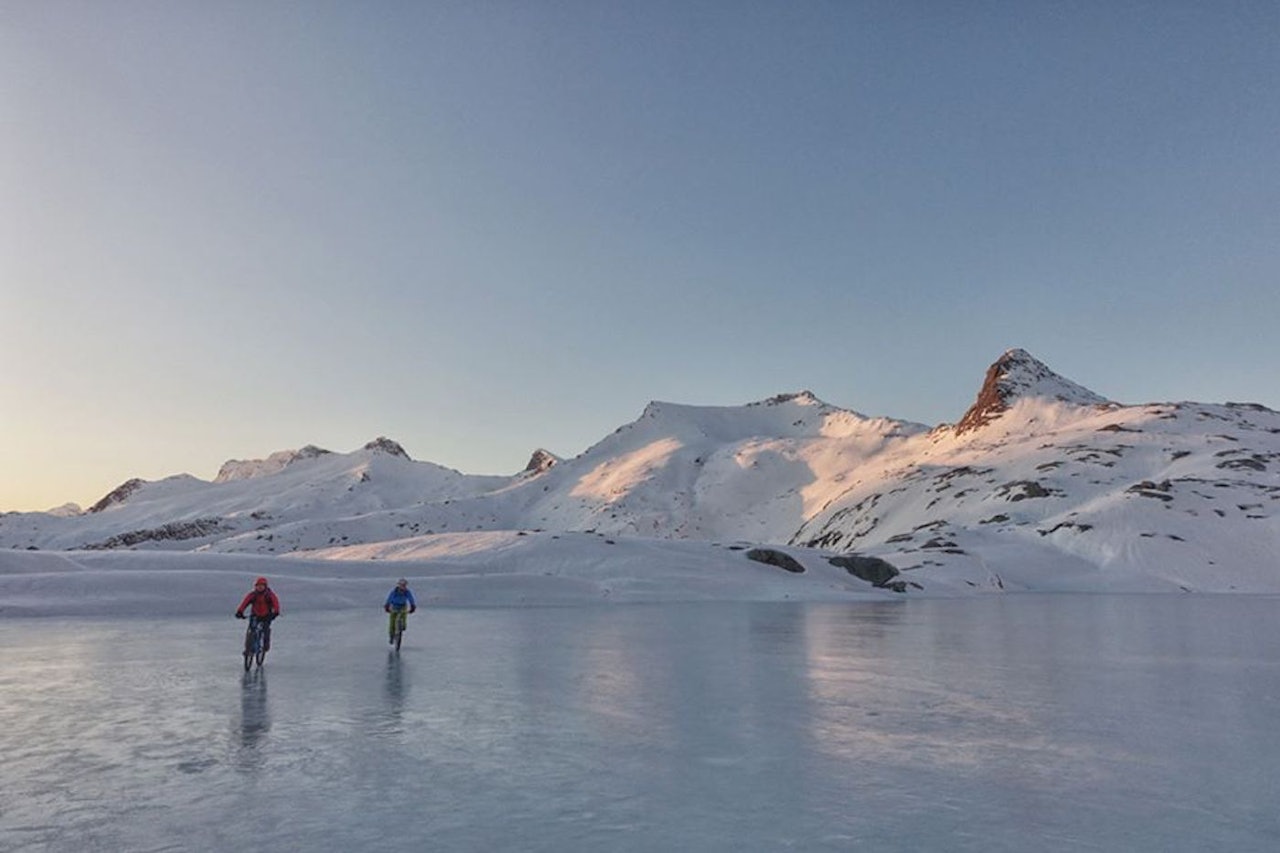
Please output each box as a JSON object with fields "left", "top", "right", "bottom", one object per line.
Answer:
{"left": 795, "top": 398, "right": 1280, "bottom": 592}
{"left": 2, "top": 349, "right": 1278, "bottom": 597}
{"left": 482, "top": 392, "right": 928, "bottom": 543}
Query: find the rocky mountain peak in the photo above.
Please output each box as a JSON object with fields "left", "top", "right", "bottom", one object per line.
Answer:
{"left": 754, "top": 390, "right": 823, "bottom": 408}
{"left": 362, "top": 437, "right": 409, "bottom": 459}
{"left": 522, "top": 448, "right": 559, "bottom": 475}
{"left": 955, "top": 349, "right": 1111, "bottom": 434}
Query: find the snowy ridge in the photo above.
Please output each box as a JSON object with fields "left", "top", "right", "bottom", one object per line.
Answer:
{"left": 3, "top": 350, "right": 1279, "bottom": 604}
{"left": 215, "top": 444, "right": 333, "bottom": 482}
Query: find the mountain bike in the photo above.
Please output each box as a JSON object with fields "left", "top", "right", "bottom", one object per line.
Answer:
{"left": 243, "top": 616, "right": 270, "bottom": 671}
{"left": 388, "top": 606, "right": 408, "bottom": 652}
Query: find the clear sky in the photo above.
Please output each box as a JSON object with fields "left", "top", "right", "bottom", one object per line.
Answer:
{"left": 3, "top": 1, "right": 1278, "bottom": 512}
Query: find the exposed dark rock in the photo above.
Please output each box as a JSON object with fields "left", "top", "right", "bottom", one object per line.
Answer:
{"left": 997, "top": 480, "right": 1059, "bottom": 501}
{"left": 933, "top": 466, "right": 994, "bottom": 484}
{"left": 1217, "top": 456, "right": 1267, "bottom": 472}
{"left": 802, "top": 530, "right": 845, "bottom": 549}
{"left": 1038, "top": 522, "right": 1095, "bottom": 536}
{"left": 82, "top": 517, "right": 227, "bottom": 549}
{"left": 955, "top": 349, "right": 1110, "bottom": 434}
{"left": 1127, "top": 480, "right": 1175, "bottom": 501}
{"left": 827, "top": 554, "right": 901, "bottom": 587}
{"left": 754, "top": 391, "right": 821, "bottom": 407}
{"left": 88, "top": 479, "right": 146, "bottom": 514}
{"left": 522, "top": 449, "right": 558, "bottom": 475}
{"left": 363, "top": 437, "right": 409, "bottom": 459}
{"left": 955, "top": 359, "right": 1011, "bottom": 434}
{"left": 746, "top": 548, "right": 806, "bottom": 574}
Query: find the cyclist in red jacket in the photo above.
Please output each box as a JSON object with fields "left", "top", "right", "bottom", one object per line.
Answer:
{"left": 235, "top": 577, "right": 281, "bottom": 651}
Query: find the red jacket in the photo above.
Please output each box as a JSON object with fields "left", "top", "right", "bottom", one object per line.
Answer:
{"left": 237, "top": 588, "right": 281, "bottom": 619}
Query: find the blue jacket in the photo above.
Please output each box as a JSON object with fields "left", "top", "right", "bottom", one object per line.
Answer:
{"left": 385, "top": 587, "right": 416, "bottom": 609}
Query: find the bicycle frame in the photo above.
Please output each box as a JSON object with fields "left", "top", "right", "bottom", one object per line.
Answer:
{"left": 244, "top": 616, "right": 270, "bottom": 669}
{"left": 388, "top": 606, "right": 408, "bottom": 651}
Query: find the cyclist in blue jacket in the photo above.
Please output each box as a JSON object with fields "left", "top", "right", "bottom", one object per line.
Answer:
{"left": 384, "top": 578, "right": 417, "bottom": 644}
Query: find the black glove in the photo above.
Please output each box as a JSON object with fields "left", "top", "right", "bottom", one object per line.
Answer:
{"left": 409, "top": 605, "right": 417, "bottom": 613}
{"left": 384, "top": 604, "right": 391, "bottom": 612}
{"left": 235, "top": 612, "right": 246, "bottom": 619}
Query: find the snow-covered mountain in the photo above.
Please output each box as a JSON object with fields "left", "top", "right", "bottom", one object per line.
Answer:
{"left": 794, "top": 349, "right": 1280, "bottom": 591}
{"left": 0, "top": 437, "right": 510, "bottom": 552}
{"left": 3, "top": 349, "right": 1278, "bottom": 594}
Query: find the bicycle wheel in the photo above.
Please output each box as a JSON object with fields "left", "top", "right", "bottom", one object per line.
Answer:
{"left": 393, "top": 626, "right": 403, "bottom": 652}
{"left": 254, "top": 621, "right": 268, "bottom": 667}
{"left": 243, "top": 625, "right": 254, "bottom": 671}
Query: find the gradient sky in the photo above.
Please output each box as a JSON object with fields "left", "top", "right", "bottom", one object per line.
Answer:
{"left": 4, "top": 1, "right": 1278, "bottom": 512}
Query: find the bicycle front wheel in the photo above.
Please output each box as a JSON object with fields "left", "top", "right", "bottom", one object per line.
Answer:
{"left": 244, "top": 623, "right": 262, "bottom": 670}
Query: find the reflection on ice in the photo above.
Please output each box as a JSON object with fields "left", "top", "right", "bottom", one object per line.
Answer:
{"left": 380, "top": 653, "right": 408, "bottom": 736}
{"left": 2, "top": 598, "right": 1279, "bottom": 851}
{"left": 237, "top": 670, "right": 270, "bottom": 754}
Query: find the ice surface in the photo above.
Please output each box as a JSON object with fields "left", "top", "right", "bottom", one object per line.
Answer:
{"left": 3, "top": 598, "right": 1279, "bottom": 851}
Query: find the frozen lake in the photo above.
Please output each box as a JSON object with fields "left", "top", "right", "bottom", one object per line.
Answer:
{"left": 3, "top": 596, "right": 1279, "bottom": 851}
